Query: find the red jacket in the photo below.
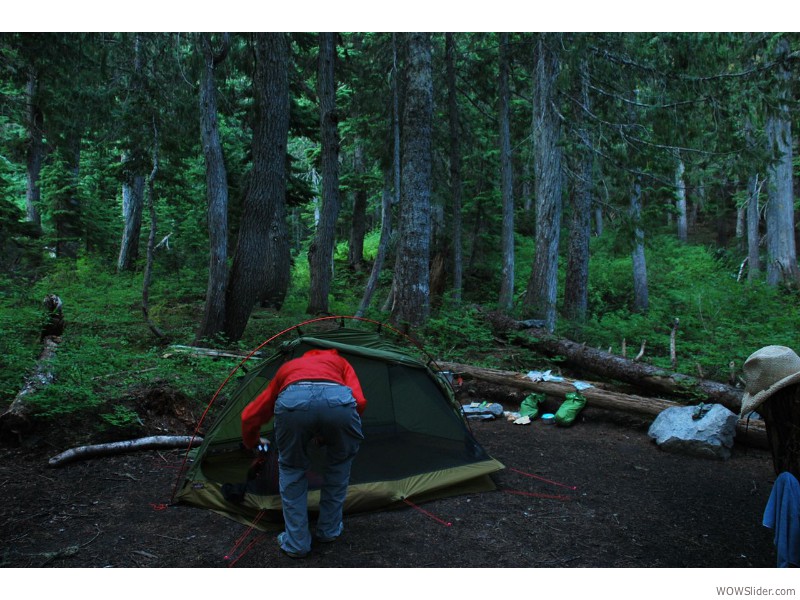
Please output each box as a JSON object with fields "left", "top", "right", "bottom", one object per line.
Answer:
{"left": 241, "top": 348, "right": 367, "bottom": 449}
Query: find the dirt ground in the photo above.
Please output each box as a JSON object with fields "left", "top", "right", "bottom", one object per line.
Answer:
{"left": 0, "top": 380, "right": 784, "bottom": 577}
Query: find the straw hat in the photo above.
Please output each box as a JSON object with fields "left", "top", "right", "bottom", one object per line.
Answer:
{"left": 740, "top": 345, "right": 800, "bottom": 416}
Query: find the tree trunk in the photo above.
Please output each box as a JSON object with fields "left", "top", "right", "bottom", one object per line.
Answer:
{"left": 564, "top": 58, "right": 593, "bottom": 323}
{"left": 764, "top": 37, "right": 799, "bottom": 288}
{"left": 348, "top": 139, "right": 367, "bottom": 272}
{"left": 446, "top": 33, "right": 464, "bottom": 304}
{"left": 391, "top": 32, "right": 433, "bottom": 327}
{"left": 438, "top": 360, "right": 766, "bottom": 448}
{"left": 141, "top": 128, "right": 165, "bottom": 340}
{"left": 225, "top": 33, "right": 290, "bottom": 341}
{"left": 498, "top": 33, "right": 515, "bottom": 311}
{"left": 747, "top": 173, "right": 761, "bottom": 281}
{"left": 356, "top": 172, "right": 393, "bottom": 317}
{"left": 630, "top": 177, "right": 649, "bottom": 313}
{"left": 195, "top": 33, "right": 230, "bottom": 344}
{"left": 496, "top": 32, "right": 515, "bottom": 311}
{"left": 675, "top": 154, "right": 688, "bottom": 242}
{"left": 308, "top": 32, "right": 341, "bottom": 315}
{"left": 117, "top": 166, "right": 144, "bottom": 272}
{"left": 524, "top": 36, "right": 562, "bottom": 332}
{"left": 117, "top": 36, "right": 146, "bottom": 273}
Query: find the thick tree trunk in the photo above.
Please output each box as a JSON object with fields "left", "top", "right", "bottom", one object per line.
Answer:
{"left": 498, "top": 32, "right": 515, "bottom": 311}
{"left": 308, "top": 32, "right": 341, "bottom": 315}
{"left": 438, "top": 360, "right": 766, "bottom": 448}
{"left": 764, "top": 38, "right": 799, "bottom": 289}
{"left": 630, "top": 177, "right": 649, "bottom": 313}
{"left": 446, "top": 33, "right": 464, "bottom": 303}
{"left": 225, "top": 33, "right": 290, "bottom": 341}
{"left": 564, "top": 58, "right": 592, "bottom": 323}
{"left": 195, "top": 33, "right": 230, "bottom": 344}
{"left": 391, "top": 32, "right": 433, "bottom": 327}
{"left": 524, "top": 36, "right": 562, "bottom": 332}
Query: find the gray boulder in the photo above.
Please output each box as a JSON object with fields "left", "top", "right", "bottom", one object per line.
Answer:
{"left": 647, "top": 404, "right": 738, "bottom": 460}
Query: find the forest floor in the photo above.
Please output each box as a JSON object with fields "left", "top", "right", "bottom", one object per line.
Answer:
{"left": 0, "top": 379, "right": 785, "bottom": 585}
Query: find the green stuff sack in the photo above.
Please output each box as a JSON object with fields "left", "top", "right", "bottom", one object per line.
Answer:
{"left": 520, "top": 393, "right": 545, "bottom": 419}
{"left": 555, "top": 392, "right": 587, "bottom": 426}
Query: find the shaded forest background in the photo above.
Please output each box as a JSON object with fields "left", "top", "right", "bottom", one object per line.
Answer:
{"left": 1, "top": 32, "right": 799, "bottom": 445}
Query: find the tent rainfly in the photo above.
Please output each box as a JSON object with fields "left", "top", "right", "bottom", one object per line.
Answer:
{"left": 174, "top": 324, "right": 505, "bottom": 531}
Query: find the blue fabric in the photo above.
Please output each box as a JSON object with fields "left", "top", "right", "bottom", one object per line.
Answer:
{"left": 274, "top": 383, "right": 363, "bottom": 556}
{"left": 762, "top": 471, "right": 800, "bottom": 568}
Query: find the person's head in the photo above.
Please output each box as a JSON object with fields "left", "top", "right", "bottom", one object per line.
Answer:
{"left": 740, "top": 345, "right": 800, "bottom": 417}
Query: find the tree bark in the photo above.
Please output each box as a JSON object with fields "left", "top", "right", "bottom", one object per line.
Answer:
{"left": 674, "top": 154, "right": 688, "bottom": 242}
{"left": 48, "top": 435, "right": 203, "bottom": 467}
{"left": 391, "top": 32, "right": 433, "bottom": 327}
{"left": 225, "top": 33, "right": 290, "bottom": 341}
{"left": 747, "top": 173, "right": 761, "bottom": 281}
{"left": 498, "top": 32, "right": 515, "bottom": 311}
{"left": 630, "top": 176, "right": 649, "bottom": 313}
{"left": 348, "top": 139, "right": 367, "bottom": 272}
{"left": 524, "top": 35, "right": 562, "bottom": 332}
{"left": 141, "top": 126, "right": 165, "bottom": 340}
{"left": 308, "top": 32, "right": 341, "bottom": 315}
{"left": 117, "top": 167, "right": 144, "bottom": 271}
{"left": 438, "top": 360, "right": 766, "bottom": 448}
{"left": 117, "top": 36, "right": 146, "bottom": 273}
{"left": 764, "top": 37, "right": 799, "bottom": 289}
{"left": 195, "top": 33, "right": 230, "bottom": 344}
{"left": 564, "top": 58, "right": 593, "bottom": 323}
{"left": 446, "top": 33, "right": 464, "bottom": 304}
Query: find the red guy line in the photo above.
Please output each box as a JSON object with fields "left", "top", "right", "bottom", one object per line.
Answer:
{"left": 508, "top": 467, "right": 577, "bottom": 490}
{"left": 403, "top": 498, "right": 452, "bottom": 527}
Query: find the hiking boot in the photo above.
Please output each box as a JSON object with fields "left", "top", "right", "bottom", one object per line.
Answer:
{"left": 277, "top": 532, "right": 309, "bottom": 559}
{"left": 314, "top": 533, "right": 339, "bottom": 544}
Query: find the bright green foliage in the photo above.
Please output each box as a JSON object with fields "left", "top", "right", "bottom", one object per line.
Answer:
{"left": 578, "top": 234, "right": 800, "bottom": 380}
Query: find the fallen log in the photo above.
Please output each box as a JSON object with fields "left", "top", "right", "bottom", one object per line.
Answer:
{"left": 492, "top": 322, "right": 744, "bottom": 412}
{"left": 166, "top": 345, "right": 263, "bottom": 360}
{"left": 1, "top": 299, "right": 66, "bottom": 445}
{"left": 438, "top": 360, "right": 767, "bottom": 449}
{"left": 48, "top": 435, "right": 203, "bottom": 467}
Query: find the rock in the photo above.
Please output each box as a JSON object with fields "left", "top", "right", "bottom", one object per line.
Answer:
{"left": 648, "top": 404, "right": 738, "bottom": 460}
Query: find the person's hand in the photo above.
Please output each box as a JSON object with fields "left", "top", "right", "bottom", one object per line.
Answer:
{"left": 256, "top": 437, "right": 270, "bottom": 454}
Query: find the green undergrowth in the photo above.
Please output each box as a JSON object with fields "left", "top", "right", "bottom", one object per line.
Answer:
{"left": 2, "top": 232, "right": 799, "bottom": 441}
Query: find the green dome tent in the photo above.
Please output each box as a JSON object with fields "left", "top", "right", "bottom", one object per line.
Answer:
{"left": 173, "top": 321, "right": 505, "bottom": 531}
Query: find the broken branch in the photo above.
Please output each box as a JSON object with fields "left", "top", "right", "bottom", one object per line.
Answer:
{"left": 48, "top": 435, "right": 202, "bottom": 468}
